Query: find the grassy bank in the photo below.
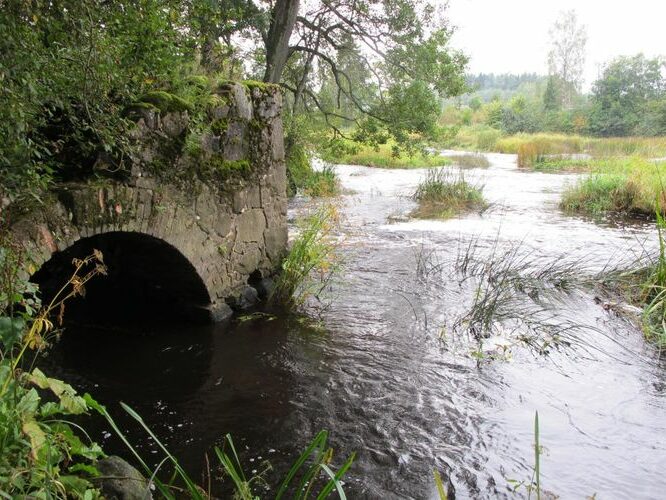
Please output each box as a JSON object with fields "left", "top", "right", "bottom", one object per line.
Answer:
{"left": 560, "top": 158, "right": 666, "bottom": 217}
{"left": 322, "top": 141, "right": 451, "bottom": 169}
{"left": 412, "top": 168, "right": 487, "bottom": 219}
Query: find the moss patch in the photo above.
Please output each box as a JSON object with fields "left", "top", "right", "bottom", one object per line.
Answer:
{"left": 211, "top": 118, "right": 229, "bottom": 136}
{"left": 139, "top": 91, "right": 193, "bottom": 113}
{"left": 242, "top": 80, "right": 276, "bottom": 93}
{"left": 206, "top": 158, "right": 251, "bottom": 178}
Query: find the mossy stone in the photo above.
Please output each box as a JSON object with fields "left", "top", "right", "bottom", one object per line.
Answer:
{"left": 139, "top": 91, "right": 193, "bottom": 113}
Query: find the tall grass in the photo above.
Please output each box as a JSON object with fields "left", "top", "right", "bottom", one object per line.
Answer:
{"left": 411, "top": 168, "right": 486, "bottom": 219}
{"left": 304, "top": 164, "right": 340, "bottom": 198}
{"left": 443, "top": 128, "right": 666, "bottom": 165}
{"left": 271, "top": 205, "right": 340, "bottom": 306}
{"left": 560, "top": 159, "right": 666, "bottom": 217}
{"left": 446, "top": 153, "right": 490, "bottom": 169}
{"left": 640, "top": 213, "right": 666, "bottom": 348}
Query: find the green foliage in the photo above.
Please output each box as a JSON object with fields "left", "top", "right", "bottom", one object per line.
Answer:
{"left": 381, "top": 81, "right": 442, "bottom": 141}
{"left": 589, "top": 54, "right": 666, "bottom": 137}
{"left": 0, "top": 0, "right": 201, "bottom": 198}
{"left": 542, "top": 76, "right": 562, "bottom": 112}
{"left": 286, "top": 143, "right": 315, "bottom": 197}
{"left": 303, "top": 165, "right": 340, "bottom": 198}
{"left": 412, "top": 168, "right": 486, "bottom": 219}
{"left": 0, "top": 242, "right": 107, "bottom": 498}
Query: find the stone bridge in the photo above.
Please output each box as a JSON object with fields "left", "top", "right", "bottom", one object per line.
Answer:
{"left": 7, "top": 83, "right": 287, "bottom": 323}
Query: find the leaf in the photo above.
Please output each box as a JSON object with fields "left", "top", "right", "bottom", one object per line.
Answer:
{"left": 59, "top": 474, "right": 95, "bottom": 496}
{"left": 28, "top": 368, "right": 88, "bottom": 414}
{"left": 17, "top": 388, "right": 41, "bottom": 419}
{"left": 434, "top": 470, "right": 448, "bottom": 500}
{"left": 22, "top": 420, "right": 46, "bottom": 460}
{"left": 0, "top": 316, "right": 25, "bottom": 350}
{"left": 69, "top": 463, "right": 101, "bottom": 478}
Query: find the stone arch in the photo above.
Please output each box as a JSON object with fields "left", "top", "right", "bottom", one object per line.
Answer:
{"left": 31, "top": 231, "right": 214, "bottom": 325}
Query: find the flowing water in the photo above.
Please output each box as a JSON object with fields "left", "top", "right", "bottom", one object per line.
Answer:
{"left": 42, "top": 153, "right": 666, "bottom": 498}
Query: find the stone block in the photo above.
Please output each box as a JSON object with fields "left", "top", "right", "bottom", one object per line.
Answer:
{"left": 237, "top": 209, "right": 266, "bottom": 242}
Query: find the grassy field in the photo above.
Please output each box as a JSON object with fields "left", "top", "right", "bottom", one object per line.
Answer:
{"left": 411, "top": 168, "right": 487, "bottom": 219}
{"left": 322, "top": 141, "right": 451, "bottom": 169}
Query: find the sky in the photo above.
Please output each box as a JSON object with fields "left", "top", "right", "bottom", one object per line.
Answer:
{"left": 445, "top": 0, "right": 666, "bottom": 89}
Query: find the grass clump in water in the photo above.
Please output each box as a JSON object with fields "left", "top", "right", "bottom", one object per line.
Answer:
{"left": 303, "top": 164, "right": 340, "bottom": 197}
{"left": 412, "top": 168, "right": 486, "bottom": 219}
{"left": 271, "top": 204, "right": 340, "bottom": 306}
{"left": 447, "top": 153, "right": 490, "bottom": 168}
{"left": 560, "top": 158, "right": 666, "bottom": 217}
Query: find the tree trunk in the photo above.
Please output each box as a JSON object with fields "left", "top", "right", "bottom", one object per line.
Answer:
{"left": 263, "top": 0, "right": 300, "bottom": 83}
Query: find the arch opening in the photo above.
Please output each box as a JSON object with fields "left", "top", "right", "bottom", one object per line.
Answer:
{"left": 31, "top": 232, "right": 212, "bottom": 327}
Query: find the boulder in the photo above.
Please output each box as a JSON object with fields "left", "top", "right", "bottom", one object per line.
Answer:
{"left": 95, "top": 456, "right": 153, "bottom": 500}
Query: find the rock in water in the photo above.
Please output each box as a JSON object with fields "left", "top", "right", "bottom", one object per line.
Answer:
{"left": 95, "top": 456, "right": 153, "bottom": 500}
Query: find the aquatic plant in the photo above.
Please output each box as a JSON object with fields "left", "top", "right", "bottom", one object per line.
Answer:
{"left": 603, "top": 209, "right": 666, "bottom": 349}
{"left": 449, "top": 238, "right": 607, "bottom": 356}
{"left": 92, "top": 400, "right": 354, "bottom": 499}
{"left": 411, "top": 168, "right": 487, "bottom": 219}
{"left": 271, "top": 204, "right": 341, "bottom": 307}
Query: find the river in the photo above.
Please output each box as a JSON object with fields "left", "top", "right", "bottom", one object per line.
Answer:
{"left": 43, "top": 152, "right": 666, "bottom": 498}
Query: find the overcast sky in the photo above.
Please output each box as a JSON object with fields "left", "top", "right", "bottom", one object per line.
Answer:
{"left": 446, "top": 0, "right": 666, "bottom": 89}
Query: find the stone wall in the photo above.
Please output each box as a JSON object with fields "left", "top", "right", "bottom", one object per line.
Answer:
{"left": 8, "top": 83, "right": 287, "bottom": 321}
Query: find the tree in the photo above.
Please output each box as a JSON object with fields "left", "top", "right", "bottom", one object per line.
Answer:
{"left": 547, "top": 10, "right": 587, "bottom": 108}
{"left": 589, "top": 54, "right": 666, "bottom": 136}
{"left": 205, "top": 0, "right": 468, "bottom": 142}
{"left": 542, "top": 76, "right": 561, "bottom": 112}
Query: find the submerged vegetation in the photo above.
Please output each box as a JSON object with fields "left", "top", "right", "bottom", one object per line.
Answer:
{"left": 412, "top": 169, "right": 486, "bottom": 219}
